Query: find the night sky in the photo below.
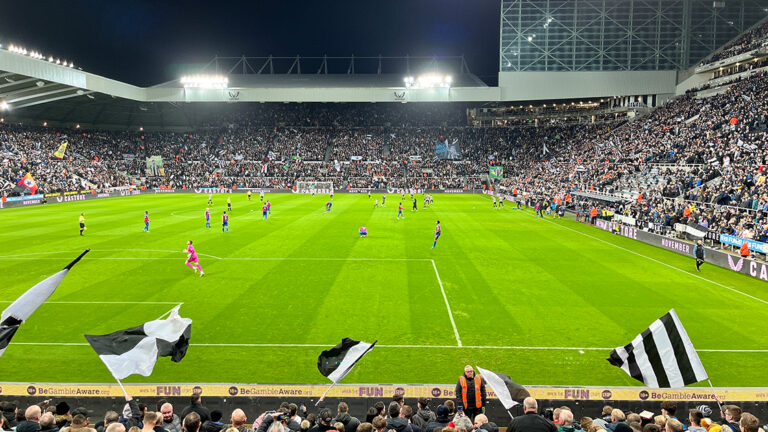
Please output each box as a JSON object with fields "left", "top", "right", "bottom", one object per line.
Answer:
{"left": 0, "top": 0, "right": 501, "bottom": 86}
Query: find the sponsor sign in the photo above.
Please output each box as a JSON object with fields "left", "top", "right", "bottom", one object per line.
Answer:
{"left": 56, "top": 194, "right": 86, "bottom": 203}
{"left": 194, "top": 188, "right": 226, "bottom": 194}
{"left": 119, "top": 190, "right": 142, "bottom": 197}
{"left": 0, "top": 384, "right": 766, "bottom": 401}
{"left": 720, "top": 234, "right": 768, "bottom": 254}
{"left": 589, "top": 219, "right": 768, "bottom": 282}
{"left": 153, "top": 188, "right": 177, "bottom": 193}
{"left": 5, "top": 194, "right": 44, "bottom": 202}
{"left": 294, "top": 188, "right": 332, "bottom": 194}
{"left": 441, "top": 189, "right": 465, "bottom": 194}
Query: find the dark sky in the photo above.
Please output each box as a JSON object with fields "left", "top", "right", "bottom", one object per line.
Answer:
{"left": 0, "top": 0, "right": 501, "bottom": 86}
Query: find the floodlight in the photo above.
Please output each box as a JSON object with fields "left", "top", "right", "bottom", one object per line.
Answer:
{"left": 0, "top": 101, "right": 8, "bottom": 111}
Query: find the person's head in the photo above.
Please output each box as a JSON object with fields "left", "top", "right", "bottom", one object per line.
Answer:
{"left": 372, "top": 416, "right": 387, "bottom": 432}
{"left": 654, "top": 416, "right": 667, "bottom": 428}
{"left": 665, "top": 418, "right": 683, "bottom": 432}
{"left": 210, "top": 411, "right": 223, "bottom": 423}
{"left": 129, "top": 427, "right": 141, "bottom": 432}
{"left": 443, "top": 401, "right": 455, "bottom": 415}
{"left": 462, "top": 365, "right": 474, "bottom": 378}
{"left": 602, "top": 406, "right": 613, "bottom": 417}
{"left": 25, "top": 405, "right": 41, "bottom": 422}
{"left": 155, "top": 400, "right": 167, "bottom": 413}
{"left": 70, "top": 415, "right": 87, "bottom": 429}
{"left": 300, "top": 421, "right": 311, "bottom": 432}
{"left": 161, "top": 404, "right": 174, "bottom": 423}
{"left": 230, "top": 409, "right": 246, "bottom": 427}
{"left": 190, "top": 394, "right": 202, "bottom": 406}
{"left": 392, "top": 394, "right": 404, "bottom": 407}
{"left": 319, "top": 409, "right": 333, "bottom": 426}
{"left": 523, "top": 397, "right": 538, "bottom": 414}
{"left": 560, "top": 411, "right": 574, "bottom": 427}
{"left": 417, "top": 398, "right": 430, "bottom": 410}
{"left": 104, "top": 411, "right": 119, "bottom": 426}
{"left": 643, "top": 424, "right": 660, "bottom": 432}
{"left": 143, "top": 412, "right": 159, "bottom": 428}
{"left": 453, "top": 417, "right": 472, "bottom": 432}
{"left": 627, "top": 414, "right": 641, "bottom": 425}
{"left": 106, "top": 424, "right": 127, "bottom": 432}
{"left": 388, "top": 402, "right": 400, "bottom": 419}
{"left": 553, "top": 409, "right": 562, "bottom": 424}
{"left": 40, "top": 413, "right": 55, "bottom": 430}
{"left": 581, "top": 417, "right": 594, "bottom": 431}
{"left": 611, "top": 409, "right": 626, "bottom": 423}
{"left": 738, "top": 413, "right": 758, "bottom": 432}
{"left": 660, "top": 402, "right": 677, "bottom": 417}
{"left": 338, "top": 403, "right": 349, "bottom": 415}
{"left": 366, "top": 408, "right": 378, "bottom": 423}
{"left": 288, "top": 404, "right": 298, "bottom": 417}
{"left": 357, "top": 423, "right": 373, "bottom": 432}
{"left": 267, "top": 424, "right": 286, "bottom": 432}
{"left": 183, "top": 412, "right": 201, "bottom": 432}
{"left": 473, "top": 414, "right": 488, "bottom": 429}
{"left": 334, "top": 422, "right": 345, "bottom": 432}
{"left": 689, "top": 410, "right": 703, "bottom": 427}
{"left": 374, "top": 402, "right": 386, "bottom": 416}
{"left": 697, "top": 240, "right": 703, "bottom": 245}
{"left": 401, "top": 406, "right": 412, "bottom": 420}
{"left": 722, "top": 405, "right": 742, "bottom": 423}
{"left": 188, "top": 240, "right": 193, "bottom": 246}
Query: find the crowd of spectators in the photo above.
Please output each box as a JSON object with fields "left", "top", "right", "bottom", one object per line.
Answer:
{"left": 1, "top": 394, "right": 766, "bottom": 432}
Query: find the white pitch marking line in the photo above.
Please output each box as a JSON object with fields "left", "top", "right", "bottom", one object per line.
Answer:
{"left": 432, "top": 259, "right": 462, "bottom": 347}
{"left": 527, "top": 213, "right": 768, "bottom": 307}
{"left": 0, "top": 301, "right": 184, "bottom": 304}
{"left": 0, "top": 249, "right": 429, "bottom": 262}
{"left": 7, "top": 342, "right": 768, "bottom": 353}
{"left": 155, "top": 302, "right": 184, "bottom": 320}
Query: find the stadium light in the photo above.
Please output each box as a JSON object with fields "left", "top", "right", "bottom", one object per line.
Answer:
{"left": 0, "top": 101, "right": 8, "bottom": 111}
{"left": 180, "top": 74, "right": 229, "bottom": 89}
{"left": 403, "top": 74, "right": 452, "bottom": 89}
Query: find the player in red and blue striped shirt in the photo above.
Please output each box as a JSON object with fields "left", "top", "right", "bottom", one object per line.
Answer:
{"left": 432, "top": 220, "right": 441, "bottom": 249}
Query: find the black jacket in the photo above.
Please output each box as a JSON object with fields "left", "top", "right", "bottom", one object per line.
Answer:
{"left": 16, "top": 421, "right": 41, "bottom": 432}
{"left": 181, "top": 404, "right": 210, "bottom": 424}
{"left": 385, "top": 418, "right": 412, "bottom": 432}
{"left": 333, "top": 414, "right": 360, "bottom": 432}
{"left": 423, "top": 415, "right": 450, "bottom": 432}
{"left": 508, "top": 412, "right": 557, "bottom": 432}
{"left": 478, "top": 422, "right": 498, "bottom": 432}
{"left": 201, "top": 421, "right": 224, "bottom": 432}
{"left": 411, "top": 410, "right": 435, "bottom": 432}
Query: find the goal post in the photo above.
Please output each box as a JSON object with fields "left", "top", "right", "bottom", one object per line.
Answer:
{"left": 296, "top": 181, "right": 334, "bottom": 194}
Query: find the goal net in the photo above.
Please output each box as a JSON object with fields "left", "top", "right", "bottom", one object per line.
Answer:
{"left": 296, "top": 181, "right": 334, "bottom": 194}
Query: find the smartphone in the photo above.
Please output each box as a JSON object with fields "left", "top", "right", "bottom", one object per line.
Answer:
{"left": 457, "top": 406, "right": 464, "bottom": 413}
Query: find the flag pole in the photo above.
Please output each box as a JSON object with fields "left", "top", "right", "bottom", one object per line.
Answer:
{"left": 315, "top": 383, "right": 335, "bottom": 406}
{"left": 506, "top": 410, "right": 514, "bottom": 420}
{"left": 114, "top": 377, "right": 129, "bottom": 398}
{"left": 707, "top": 379, "right": 724, "bottom": 411}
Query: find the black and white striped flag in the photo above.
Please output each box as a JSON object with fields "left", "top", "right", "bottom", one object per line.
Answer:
{"left": 607, "top": 309, "right": 708, "bottom": 388}
{"left": 317, "top": 338, "right": 376, "bottom": 383}
{"left": 476, "top": 366, "right": 529, "bottom": 409}
{"left": 0, "top": 250, "right": 89, "bottom": 358}
{"left": 85, "top": 305, "right": 192, "bottom": 380}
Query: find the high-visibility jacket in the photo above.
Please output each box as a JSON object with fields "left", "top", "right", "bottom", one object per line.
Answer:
{"left": 740, "top": 242, "right": 750, "bottom": 257}
{"left": 458, "top": 375, "right": 483, "bottom": 408}
{"left": 590, "top": 208, "right": 598, "bottom": 218}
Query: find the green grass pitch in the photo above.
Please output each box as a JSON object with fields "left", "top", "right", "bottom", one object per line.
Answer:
{"left": 0, "top": 193, "right": 766, "bottom": 386}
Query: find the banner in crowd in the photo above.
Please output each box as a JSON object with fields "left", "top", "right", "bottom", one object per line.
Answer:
{"left": 53, "top": 141, "right": 68, "bottom": 159}
{"left": 489, "top": 167, "right": 504, "bottom": 179}
{"left": 719, "top": 234, "right": 768, "bottom": 254}
{"left": 16, "top": 173, "right": 38, "bottom": 194}
{"left": 350, "top": 156, "right": 363, "bottom": 161}
{"left": 435, "top": 139, "right": 461, "bottom": 160}
{"left": 146, "top": 156, "right": 165, "bottom": 177}
{"left": 1, "top": 383, "right": 766, "bottom": 401}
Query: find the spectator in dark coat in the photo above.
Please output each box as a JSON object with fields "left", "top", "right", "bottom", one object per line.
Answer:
{"left": 201, "top": 411, "right": 223, "bottom": 432}
{"left": 410, "top": 399, "right": 435, "bottom": 432}
{"left": 333, "top": 403, "right": 360, "bottom": 432}
{"left": 507, "top": 398, "right": 557, "bottom": 432}
{"left": 181, "top": 395, "right": 210, "bottom": 424}
{"left": 423, "top": 406, "right": 451, "bottom": 432}
{"left": 385, "top": 403, "right": 411, "bottom": 432}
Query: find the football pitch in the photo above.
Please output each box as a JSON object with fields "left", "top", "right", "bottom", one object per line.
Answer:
{"left": 0, "top": 193, "right": 766, "bottom": 387}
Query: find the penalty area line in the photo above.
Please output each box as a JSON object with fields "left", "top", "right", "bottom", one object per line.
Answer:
{"left": 432, "top": 259, "right": 462, "bottom": 347}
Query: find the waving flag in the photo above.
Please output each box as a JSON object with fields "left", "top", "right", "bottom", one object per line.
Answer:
{"left": 53, "top": 141, "right": 68, "bottom": 159}
{"left": 17, "top": 173, "right": 38, "bottom": 194}
{"left": 475, "top": 366, "right": 529, "bottom": 409}
{"left": 317, "top": 338, "right": 376, "bottom": 383}
{"left": 607, "top": 309, "right": 708, "bottom": 388}
{"left": 85, "top": 305, "right": 192, "bottom": 380}
{"left": 0, "top": 250, "right": 89, "bottom": 358}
